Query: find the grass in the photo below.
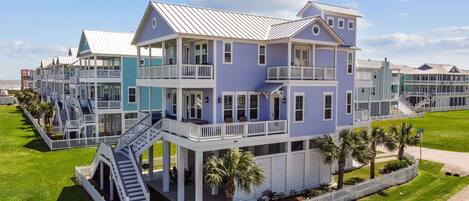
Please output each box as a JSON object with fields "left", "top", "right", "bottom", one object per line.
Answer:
{"left": 334, "top": 161, "right": 392, "bottom": 185}
{"left": 0, "top": 105, "right": 176, "bottom": 201}
{"left": 373, "top": 110, "right": 469, "bottom": 152}
{"left": 362, "top": 160, "right": 469, "bottom": 201}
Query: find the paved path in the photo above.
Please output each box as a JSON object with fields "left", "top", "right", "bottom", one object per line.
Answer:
{"left": 449, "top": 186, "right": 469, "bottom": 201}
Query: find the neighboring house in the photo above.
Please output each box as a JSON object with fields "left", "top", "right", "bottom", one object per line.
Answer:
{"left": 21, "top": 69, "right": 36, "bottom": 90}
{"left": 85, "top": 1, "right": 366, "bottom": 201}
{"left": 355, "top": 59, "right": 402, "bottom": 119}
{"left": 401, "top": 63, "right": 469, "bottom": 112}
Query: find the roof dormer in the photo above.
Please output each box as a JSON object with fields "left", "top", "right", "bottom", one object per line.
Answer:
{"left": 297, "top": 1, "right": 361, "bottom": 19}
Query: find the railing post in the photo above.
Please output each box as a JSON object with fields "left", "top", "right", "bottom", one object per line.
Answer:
{"left": 265, "top": 122, "right": 269, "bottom": 136}
{"left": 221, "top": 123, "right": 226, "bottom": 139}
{"left": 244, "top": 122, "right": 248, "bottom": 137}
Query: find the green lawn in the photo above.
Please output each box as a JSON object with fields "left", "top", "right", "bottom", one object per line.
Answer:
{"left": 373, "top": 110, "right": 469, "bottom": 152}
{"left": 362, "top": 160, "right": 469, "bottom": 201}
{"left": 0, "top": 106, "right": 175, "bottom": 201}
{"left": 334, "top": 161, "right": 392, "bottom": 185}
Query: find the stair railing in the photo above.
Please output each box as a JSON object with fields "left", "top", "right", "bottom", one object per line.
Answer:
{"left": 128, "top": 146, "right": 150, "bottom": 201}
{"left": 128, "top": 119, "right": 163, "bottom": 156}
{"left": 115, "top": 114, "right": 152, "bottom": 150}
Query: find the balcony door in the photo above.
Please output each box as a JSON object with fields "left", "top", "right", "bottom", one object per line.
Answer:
{"left": 195, "top": 42, "right": 208, "bottom": 65}
{"left": 270, "top": 94, "right": 281, "bottom": 120}
{"left": 294, "top": 46, "right": 310, "bottom": 67}
{"left": 186, "top": 91, "right": 203, "bottom": 120}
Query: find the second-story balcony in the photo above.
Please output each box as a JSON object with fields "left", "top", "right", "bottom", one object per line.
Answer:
{"left": 137, "top": 64, "right": 215, "bottom": 88}
{"left": 267, "top": 66, "right": 335, "bottom": 81}
{"left": 79, "top": 68, "right": 121, "bottom": 82}
{"left": 89, "top": 100, "right": 121, "bottom": 111}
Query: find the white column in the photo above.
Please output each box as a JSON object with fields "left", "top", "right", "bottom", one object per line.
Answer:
{"left": 195, "top": 151, "right": 203, "bottom": 201}
{"left": 148, "top": 87, "right": 152, "bottom": 113}
{"left": 148, "top": 145, "right": 154, "bottom": 180}
{"left": 109, "top": 172, "right": 114, "bottom": 201}
{"left": 212, "top": 40, "right": 217, "bottom": 123}
{"left": 94, "top": 56, "right": 99, "bottom": 139}
{"left": 148, "top": 44, "right": 152, "bottom": 67}
{"left": 99, "top": 161, "right": 104, "bottom": 190}
{"left": 177, "top": 145, "right": 187, "bottom": 201}
{"left": 163, "top": 140, "right": 170, "bottom": 192}
{"left": 162, "top": 88, "right": 166, "bottom": 118}
{"left": 177, "top": 88, "right": 183, "bottom": 121}
{"left": 162, "top": 41, "right": 166, "bottom": 65}
{"left": 287, "top": 41, "right": 292, "bottom": 79}
{"left": 177, "top": 37, "right": 183, "bottom": 76}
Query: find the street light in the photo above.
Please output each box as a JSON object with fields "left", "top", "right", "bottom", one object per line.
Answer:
{"left": 417, "top": 128, "right": 424, "bottom": 161}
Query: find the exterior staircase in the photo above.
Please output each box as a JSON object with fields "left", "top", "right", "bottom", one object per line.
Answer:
{"left": 398, "top": 97, "right": 414, "bottom": 114}
{"left": 89, "top": 114, "right": 165, "bottom": 201}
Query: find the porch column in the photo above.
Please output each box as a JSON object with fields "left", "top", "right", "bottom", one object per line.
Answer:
{"left": 94, "top": 56, "right": 99, "bottom": 139}
{"left": 137, "top": 47, "right": 141, "bottom": 115}
{"left": 109, "top": 171, "right": 114, "bottom": 201}
{"left": 212, "top": 39, "right": 217, "bottom": 123}
{"left": 162, "top": 41, "right": 166, "bottom": 65}
{"left": 99, "top": 161, "right": 104, "bottom": 190}
{"left": 177, "top": 37, "right": 183, "bottom": 76}
{"left": 148, "top": 44, "right": 152, "bottom": 66}
{"left": 148, "top": 87, "right": 152, "bottom": 114}
{"left": 148, "top": 145, "right": 154, "bottom": 180}
{"left": 195, "top": 151, "right": 203, "bottom": 201}
{"left": 177, "top": 88, "right": 183, "bottom": 121}
{"left": 177, "top": 145, "right": 187, "bottom": 201}
{"left": 287, "top": 41, "right": 292, "bottom": 79}
{"left": 162, "top": 88, "right": 166, "bottom": 118}
{"left": 163, "top": 140, "right": 170, "bottom": 192}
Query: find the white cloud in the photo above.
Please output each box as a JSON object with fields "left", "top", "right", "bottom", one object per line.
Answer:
{"left": 0, "top": 40, "right": 67, "bottom": 58}
{"left": 357, "top": 18, "right": 375, "bottom": 30}
{"left": 359, "top": 27, "right": 469, "bottom": 68}
{"left": 399, "top": 12, "right": 408, "bottom": 17}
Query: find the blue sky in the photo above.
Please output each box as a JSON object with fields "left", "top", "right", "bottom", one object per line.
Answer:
{"left": 2, "top": 0, "right": 469, "bottom": 80}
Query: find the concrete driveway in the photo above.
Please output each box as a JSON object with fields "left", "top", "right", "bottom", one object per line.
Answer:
{"left": 404, "top": 146, "right": 469, "bottom": 177}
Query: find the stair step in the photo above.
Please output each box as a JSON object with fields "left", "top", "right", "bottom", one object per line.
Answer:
{"left": 129, "top": 191, "right": 144, "bottom": 197}
{"left": 129, "top": 195, "right": 146, "bottom": 201}
{"left": 124, "top": 179, "right": 138, "bottom": 184}
{"left": 127, "top": 187, "right": 142, "bottom": 193}
{"left": 117, "top": 160, "right": 132, "bottom": 165}
{"left": 119, "top": 163, "right": 133, "bottom": 168}
{"left": 123, "top": 175, "right": 137, "bottom": 180}
{"left": 120, "top": 167, "right": 134, "bottom": 172}
{"left": 125, "top": 183, "right": 140, "bottom": 188}
{"left": 122, "top": 171, "right": 136, "bottom": 176}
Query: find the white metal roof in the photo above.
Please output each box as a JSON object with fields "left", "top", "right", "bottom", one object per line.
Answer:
{"left": 402, "top": 63, "right": 469, "bottom": 75}
{"left": 56, "top": 56, "right": 79, "bottom": 66}
{"left": 267, "top": 17, "right": 317, "bottom": 40}
{"left": 41, "top": 58, "right": 54, "bottom": 68}
{"left": 298, "top": 1, "right": 361, "bottom": 17}
{"left": 356, "top": 59, "right": 383, "bottom": 69}
{"left": 80, "top": 30, "right": 161, "bottom": 57}
{"left": 151, "top": 2, "right": 290, "bottom": 41}
{"left": 68, "top": 48, "right": 78, "bottom": 57}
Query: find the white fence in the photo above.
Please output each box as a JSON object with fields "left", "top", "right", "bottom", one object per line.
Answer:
{"left": 21, "top": 105, "right": 120, "bottom": 151}
{"left": 75, "top": 166, "right": 105, "bottom": 201}
{"left": 161, "top": 119, "right": 287, "bottom": 141}
{"left": 371, "top": 113, "right": 424, "bottom": 121}
{"left": 307, "top": 155, "right": 419, "bottom": 201}
{"left": 267, "top": 66, "right": 335, "bottom": 81}
{"left": 138, "top": 64, "right": 214, "bottom": 80}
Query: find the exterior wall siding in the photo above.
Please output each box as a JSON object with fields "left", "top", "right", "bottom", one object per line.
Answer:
{"left": 137, "top": 9, "right": 175, "bottom": 44}
{"left": 293, "top": 22, "right": 337, "bottom": 43}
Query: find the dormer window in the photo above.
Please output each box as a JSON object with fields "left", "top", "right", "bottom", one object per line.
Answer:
{"left": 151, "top": 17, "right": 157, "bottom": 29}
{"left": 312, "top": 25, "right": 320, "bottom": 36}
{"left": 338, "top": 18, "right": 345, "bottom": 29}
{"left": 348, "top": 20, "right": 355, "bottom": 30}
{"left": 327, "top": 16, "right": 334, "bottom": 28}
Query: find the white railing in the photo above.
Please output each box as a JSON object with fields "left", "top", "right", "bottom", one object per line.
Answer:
{"left": 84, "top": 114, "right": 95, "bottom": 123}
{"left": 371, "top": 113, "right": 424, "bottom": 121}
{"left": 307, "top": 154, "right": 419, "bottom": 201}
{"left": 267, "top": 66, "right": 335, "bottom": 81}
{"left": 138, "top": 64, "right": 214, "bottom": 80}
{"left": 75, "top": 166, "right": 106, "bottom": 201}
{"left": 162, "top": 119, "right": 287, "bottom": 141}
{"left": 80, "top": 69, "right": 121, "bottom": 78}
{"left": 124, "top": 118, "right": 138, "bottom": 131}
{"left": 431, "top": 105, "right": 469, "bottom": 112}
{"left": 66, "top": 120, "right": 80, "bottom": 129}
{"left": 405, "top": 79, "right": 469, "bottom": 84}
{"left": 115, "top": 114, "right": 152, "bottom": 150}
{"left": 391, "top": 76, "right": 400, "bottom": 83}
{"left": 97, "top": 101, "right": 121, "bottom": 110}
{"left": 354, "top": 110, "right": 370, "bottom": 122}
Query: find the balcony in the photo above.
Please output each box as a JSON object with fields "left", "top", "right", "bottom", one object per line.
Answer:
{"left": 161, "top": 119, "right": 287, "bottom": 142}
{"left": 267, "top": 66, "right": 335, "bottom": 81}
{"left": 405, "top": 79, "right": 469, "bottom": 85}
{"left": 80, "top": 69, "right": 121, "bottom": 81}
{"left": 90, "top": 100, "right": 121, "bottom": 110}
{"left": 355, "top": 110, "right": 370, "bottom": 123}
{"left": 137, "top": 64, "right": 215, "bottom": 88}
{"left": 391, "top": 76, "right": 400, "bottom": 84}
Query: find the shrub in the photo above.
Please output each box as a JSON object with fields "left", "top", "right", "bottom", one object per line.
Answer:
{"left": 381, "top": 159, "right": 413, "bottom": 174}
{"left": 303, "top": 184, "right": 333, "bottom": 199}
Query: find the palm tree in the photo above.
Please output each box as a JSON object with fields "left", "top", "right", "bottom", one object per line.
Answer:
{"left": 40, "top": 102, "right": 55, "bottom": 128}
{"left": 314, "top": 129, "right": 371, "bottom": 189}
{"left": 204, "top": 149, "right": 264, "bottom": 201}
{"left": 389, "top": 122, "right": 420, "bottom": 160}
{"left": 360, "top": 126, "right": 397, "bottom": 179}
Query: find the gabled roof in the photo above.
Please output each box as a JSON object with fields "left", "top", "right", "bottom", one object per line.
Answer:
{"left": 402, "top": 63, "right": 469, "bottom": 75}
{"left": 297, "top": 1, "right": 361, "bottom": 18}
{"left": 357, "top": 59, "right": 383, "bottom": 69}
{"left": 68, "top": 48, "right": 78, "bottom": 57}
{"left": 56, "top": 56, "right": 79, "bottom": 66}
{"left": 78, "top": 30, "right": 159, "bottom": 57}
{"left": 40, "top": 58, "right": 54, "bottom": 68}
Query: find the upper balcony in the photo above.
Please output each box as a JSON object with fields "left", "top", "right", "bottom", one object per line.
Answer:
{"left": 267, "top": 66, "right": 335, "bottom": 81}
{"left": 79, "top": 68, "right": 121, "bottom": 82}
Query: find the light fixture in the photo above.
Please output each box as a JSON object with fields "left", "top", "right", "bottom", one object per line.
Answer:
{"left": 218, "top": 97, "right": 222, "bottom": 103}
{"left": 205, "top": 96, "right": 209, "bottom": 103}
{"left": 166, "top": 93, "right": 170, "bottom": 98}
{"left": 282, "top": 97, "right": 287, "bottom": 103}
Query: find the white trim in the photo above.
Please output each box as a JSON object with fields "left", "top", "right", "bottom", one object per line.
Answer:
{"left": 294, "top": 92, "right": 305, "bottom": 123}
{"left": 348, "top": 19, "right": 355, "bottom": 31}
{"left": 128, "top": 86, "right": 136, "bottom": 104}
{"left": 323, "top": 92, "right": 333, "bottom": 121}
{"left": 312, "top": 24, "right": 321, "bottom": 36}
{"left": 222, "top": 41, "right": 233, "bottom": 64}
{"left": 346, "top": 90, "right": 352, "bottom": 115}
{"left": 289, "top": 38, "right": 338, "bottom": 46}
{"left": 326, "top": 16, "right": 334, "bottom": 28}
{"left": 338, "top": 18, "right": 345, "bottom": 29}
{"left": 258, "top": 44, "right": 266, "bottom": 66}
{"left": 222, "top": 92, "right": 235, "bottom": 122}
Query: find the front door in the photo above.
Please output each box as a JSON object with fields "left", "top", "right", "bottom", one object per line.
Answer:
{"left": 189, "top": 91, "right": 203, "bottom": 120}
{"left": 294, "top": 46, "right": 310, "bottom": 67}
{"left": 271, "top": 96, "right": 281, "bottom": 120}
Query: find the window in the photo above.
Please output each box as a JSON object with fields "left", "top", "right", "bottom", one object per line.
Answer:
{"left": 152, "top": 17, "right": 157, "bottom": 29}
{"left": 223, "top": 94, "right": 233, "bottom": 122}
{"left": 128, "top": 87, "right": 136, "bottom": 103}
{"left": 347, "top": 52, "right": 353, "bottom": 74}
{"left": 258, "top": 45, "right": 266, "bottom": 65}
{"left": 223, "top": 42, "right": 232, "bottom": 64}
{"left": 249, "top": 94, "right": 259, "bottom": 120}
{"left": 338, "top": 18, "right": 345, "bottom": 29}
{"left": 291, "top": 141, "right": 305, "bottom": 152}
{"left": 346, "top": 91, "right": 352, "bottom": 114}
{"left": 324, "top": 93, "right": 333, "bottom": 120}
{"left": 237, "top": 94, "right": 246, "bottom": 121}
{"left": 327, "top": 16, "right": 334, "bottom": 28}
{"left": 371, "top": 87, "right": 376, "bottom": 96}
{"left": 172, "top": 91, "right": 177, "bottom": 115}
{"left": 348, "top": 20, "right": 355, "bottom": 30}
{"left": 312, "top": 25, "right": 320, "bottom": 36}
{"left": 294, "top": 93, "right": 304, "bottom": 123}
{"left": 195, "top": 42, "right": 208, "bottom": 64}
